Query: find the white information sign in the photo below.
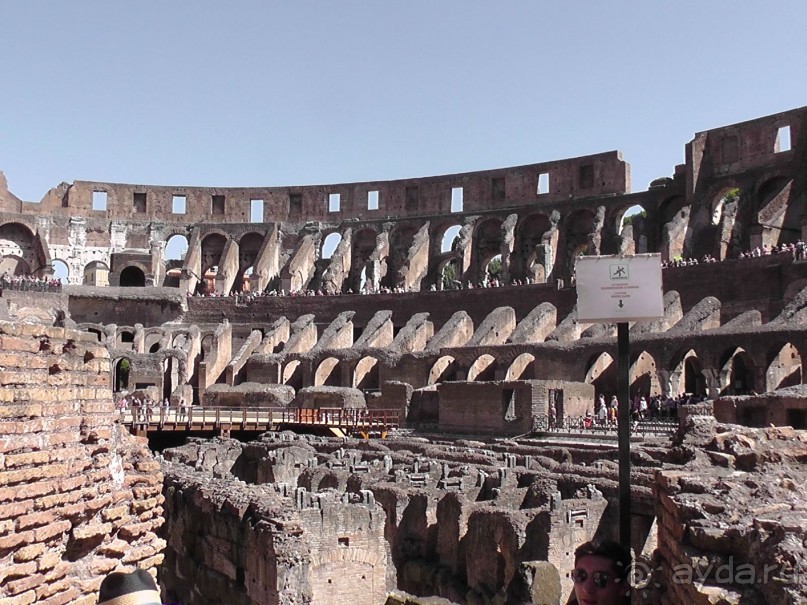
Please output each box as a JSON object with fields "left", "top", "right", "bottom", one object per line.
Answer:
{"left": 575, "top": 254, "right": 664, "bottom": 323}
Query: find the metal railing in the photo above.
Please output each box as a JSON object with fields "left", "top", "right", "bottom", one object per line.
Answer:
{"left": 120, "top": 405, "right": 400, "bottom": 432}
{"left": 533, "top": 414, "right": 677, "bottom": 436}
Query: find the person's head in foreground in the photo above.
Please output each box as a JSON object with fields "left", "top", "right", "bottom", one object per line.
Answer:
{"left": 570, "top": 539, "right": 631, "bottom": 605}
{"left": 99, "top": 569, "right": 161, "bottom": 605}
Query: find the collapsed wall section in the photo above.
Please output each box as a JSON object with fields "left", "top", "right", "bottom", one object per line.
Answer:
{"left": 0, "top": 322, "right": 165, "bottom": 604}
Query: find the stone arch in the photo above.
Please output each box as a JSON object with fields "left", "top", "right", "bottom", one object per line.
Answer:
{"left": 718, "top": 347, "right": 756, "bottom": 395}
{"left": 354, "top": 356, "right": 380, "bottom": 390}
{"left": 0, "top": 254, "right": 31, "bottom": 276}
{"left": 113, "top": 357, "right": 131, "bottom": 392}
{"left": 232, "top": 232, "right": 263, "bottom": 292}
{"left": 428, "top": 356, "right": 457, "bottom": 385}
{"left": 515, "top": 213, "right": 552, "bottom": 283}
{"left": 471, "top": 218, "right": 503, "bottom": 284}
{"left": 765, "top": 342, "right": 802, "bottom": 391}
{"left": 615, "top": 204, "right": 649, "bottom": 255}
{"left": 0, "top": 222, "right": 36, "bottom": 274}
{"left": 200, "top": 334, "right": 214, "bottom": 361}
{"left": 348, "top": 228, "right": 378, "bottom": 293}
{"left": 83, "top": 260, "right": 109, "bottom": 286}
{"left": 467, "top": 354, "right": 497, "bottom": 382}
{"left": 200, "top": 233, "right": 228, "bottom": 277}
{"left": 322, "top": 232, "right": 342, "bottom": 260}
{"left": 629, "top": 350, "right": 658, "bottom": 397}
{"left": 119, "top": 265, "right": 146, "bottom": 287}
{"left": 439, "top": 224, "right": 462, "bottom": 253}
{"left": 669, "top": 348, "right": 706, "bottom": 397}
{"left": 282, "top": 360, "right": 303, "bottom": 390}
{"left": 116, "top": 329, "right": 135, "bottom": 349}
{"left": 383, "top": 224, "right": 418, "bottom": 289}
{"left": 505, "top": 353, "right": 535, "bottom": 381}
{"left": 585, "top": 352, "right": 616, "bottom": 397}
{"left": 144, "top": 331, "right": 162, "bottom": 353}
{"left": 438, "top": 257, "right": 461, "bottom": 290}
{"left": 315, "top": 357, "right": 341, "bottom": 387}
{"left": 165, "top": 233, "right": 189, "bottom": 261}
{"left": 561, "top": 209, "right": 597, "bottom": 277}
{"left": 51, "top": 259, "right": 69, "bottom": 282}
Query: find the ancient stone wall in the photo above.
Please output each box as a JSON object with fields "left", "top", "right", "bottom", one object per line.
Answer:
{"left": 0, "top": 322, "right": 165, "bottom": 604}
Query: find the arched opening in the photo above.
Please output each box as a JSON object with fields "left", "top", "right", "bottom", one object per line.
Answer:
{"left": 163, "top": 234, "right": 189, "bottom": 287}
{"left": 585, "top": 352, "right": 616, "bottom": 398}
{"left": 163, "top": 355, "right": 180, "bottom": 399}
{"left": 562, "top": 209, "right": 597, "bottom": 277}
{"left": 505, "top": 353, "right": 535, "bottom": 380}
{"left": 766, "top": 343, "right": 802, "bottom": 391}
{"left": 349, "top": 228, "right": 378, "bottom": 293}
{"left": 438, "top": 258, "right": 460, "bottom": 290}
{"left": 516, "top": 213, "right": 552, "bottom": 283}
{"left": 322, "top": 233, "right": 342, "bottom": 260}
{"left": 383, "top": 226, "right": 417, "bottom": 290}
{"left": 0, "top": 255, "right": 31, "bottom": 276}
{"left": 51, "top": 259, "right": 69, "bottom": 283}
{"left": 441, "top": 225, "right": 462, "bottom": 253}
{"left": 199, "top": 233, "right": 227, "bottom": 293}
{"left": 472, "top": 219, "right": 502, "bottom": 285}
{"left": 282, "top": 360, "right": 303, "bottom": 390}
{"left": 684, "top": 356, "right": 706, "bottom": 396}
{"left": 233, "top": 232, "right": 264, "bottom": 292}
{"left": 83, "top": 261, "right": 110, "bottom": 286}
{"left": 629, "top": 351, "right": 657, "bottom": 398}
{"left": 485, "top": 254, "right": 502, "bottom": 286}
{"left": 428, "top": 356, "right": 457, "bottom": 385}
{"left": 719, "top": 347, "right": 755, "bottom": 395}
{"left": 114, "top": 358, "right": 131, "bottom": 392}
{"left": 165, "top": 234, "right": 189, "bottom": 261}
{"left": 468, "top": 354, "right": 497, "bottom": 382}
{"left": 0, "top": 223, "right": 36, "bottom": 275}
{"left": 315, "top": 357, "right": 341, "bottom": 386}
{"left": 120, "top": 266, "right": 146, "bottom": 287}
{"left": 618, "top": 204, "right": 648, "bottom": 254}
{"left": 354, "top": 357, "right": 380, "bottom": 390}
{"left": 117, "top": 330, "right": 135, "bottom": 348}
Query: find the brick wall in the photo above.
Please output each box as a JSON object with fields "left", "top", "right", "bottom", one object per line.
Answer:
{"left": 0, "top": 321, "right": 165, "bottom": 605}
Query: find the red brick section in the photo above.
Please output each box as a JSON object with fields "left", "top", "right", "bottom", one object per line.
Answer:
{"left": 0, "top": 322, "right": 165, "bottom": 605}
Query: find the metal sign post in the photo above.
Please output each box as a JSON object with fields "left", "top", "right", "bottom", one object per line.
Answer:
{"left": 575, "top": 254, "right": 664, "bottom": 556}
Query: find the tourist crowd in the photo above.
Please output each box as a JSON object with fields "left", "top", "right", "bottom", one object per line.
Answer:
{"left": 117, "top": 394, "right": 190, "bottom": 422}
{"left": 0, "top": 272, "right": 62, "bottom": 292}
{"left": 663, "top": 239, "right": 807, "bottom": 268}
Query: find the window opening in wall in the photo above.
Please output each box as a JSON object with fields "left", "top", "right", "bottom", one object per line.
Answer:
{"left": 92, "top": 191, "right": 107, "bottom": 211}
{"left": 172, "top": 195, "right": 186, "bottom": 214}
{"left": 289, "top": 193, "right": 302, "bottom": 216}
{"left": 502, "top": 388, "right": 516, "bottom": 421}
{"left": 537, "top": 173, "right": 549, "bottom": 195}
{"left": 338, "top": 537, "right": 350, "bottom": 547}
{"left": 405, "top": 186, "right": 419, "bottom": 211}
{"left": 328, "top": 193, "right": 341, "bottom": 212}
{"left": 579, "top": 164, "right": 594, "bottom": 189}
{"left": 367, "top": 190, "right": 379, "bottom": 210}
{"left": 491, "top": 176, "right": 505, "bottom": 200}
{"left": 250, "top": 199, "right": 264, "bottom": 223}
{"left": 451, "top": 187, "right": 463, "bottom": 212}
{"left": 777, "top": 125, "right": 792, "bottom": 152}
{"left": 212, "top": 195, "right": 225, "bottom": 215}
{"left": 133, "top": 192, "right": 147, "bottom": 213}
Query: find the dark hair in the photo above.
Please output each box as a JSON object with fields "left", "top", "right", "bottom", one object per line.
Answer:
{"left": 574, "top": 539, "right": 632, "bottom": 580}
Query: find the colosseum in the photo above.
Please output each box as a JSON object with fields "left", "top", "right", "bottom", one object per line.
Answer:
{"left": 0, "top": 106, "right": 806, "bottom": 605}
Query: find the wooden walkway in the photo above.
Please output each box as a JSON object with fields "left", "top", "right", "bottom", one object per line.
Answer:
{"left": 121, "top": 406, "right": 400, "bottom": 438}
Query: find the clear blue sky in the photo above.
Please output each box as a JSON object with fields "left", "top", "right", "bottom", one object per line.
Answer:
{"left": 1, "top": 2, "right": 805, "bottom": 203}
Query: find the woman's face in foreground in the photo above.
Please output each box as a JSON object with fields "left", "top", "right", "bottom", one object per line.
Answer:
{"left": 571, "top": 554, "right": 627, "bottom": 605}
